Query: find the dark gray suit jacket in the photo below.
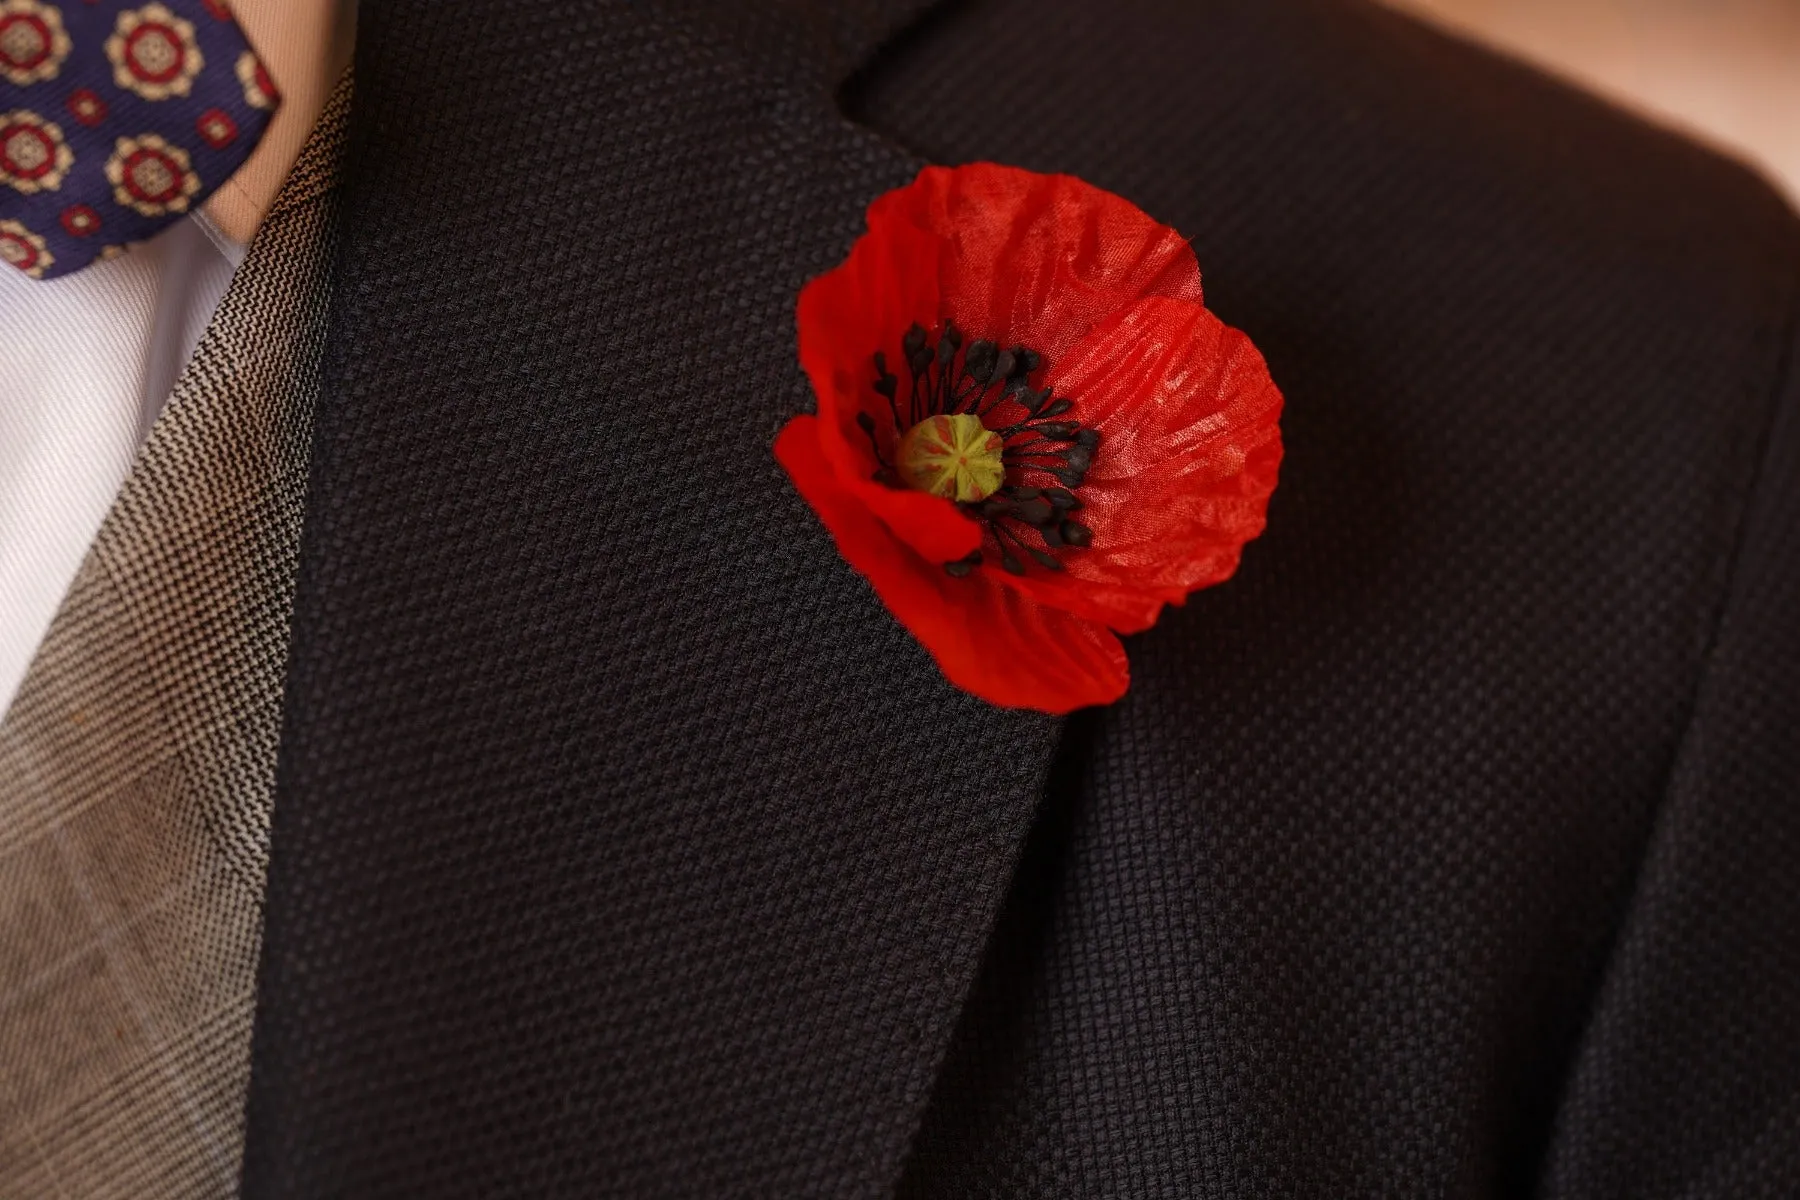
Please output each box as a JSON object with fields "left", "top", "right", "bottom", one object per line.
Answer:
{"left": 241, "top": 1, "right": 1800, "bottom": 1194}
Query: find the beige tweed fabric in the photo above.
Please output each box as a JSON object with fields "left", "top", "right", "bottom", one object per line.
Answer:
{"left": 0, "top": 78, "right": 349, "bottom": 1198}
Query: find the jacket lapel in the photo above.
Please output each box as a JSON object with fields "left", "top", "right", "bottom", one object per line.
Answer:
{"left": 242, "top": 2, "right": 1062, "bottom": 1194}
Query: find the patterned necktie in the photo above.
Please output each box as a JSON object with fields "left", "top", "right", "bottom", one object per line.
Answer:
{"left": 0, "top": 0, "right": 278, "bottom": 280}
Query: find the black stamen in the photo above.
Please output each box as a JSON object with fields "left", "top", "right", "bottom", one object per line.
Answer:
{"left": 964, "top": 339, "right": 998, "bottom": 385}
{"left": 999, "top": 418, "right": 1079, "bottom": 439}
{"left": 938, "top": 321, "right": 962, "bottom": 363}
{"left": 868, "top": 321, "right": 1104, "bottom": 579}
{"left": 993, "top": 522, "right": 1063, "bottom": 573}
{"left": 1009, "top": 495, "right": 1055, "bottom": 527}
{"left": 903, "top": 323, "right": 929, "bottom": 362}
{"left": 944, "top": 549, "right": 982, "bottom": 578}
{"left": 856, "top": 411, "right": 889, "bottom": 467}
{"left": 872, "top": 352, "right": 903, "bottom": 432}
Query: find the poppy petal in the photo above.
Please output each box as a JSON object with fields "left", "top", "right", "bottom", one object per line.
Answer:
{"left": 798, "top": 211, "right": 983, "bottom": 563}
{"left": 871, "top": 163, "right": 1206, "bottom": 365}
{"left": 776, "top": 415, "right": 1129, "bottom": 713}
{"left": 991, "top": 296, "right": 1285, "bottom": 631}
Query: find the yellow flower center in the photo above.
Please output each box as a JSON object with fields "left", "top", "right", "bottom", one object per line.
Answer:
{"left": 895, "top": 413, "right": 1006, "bottom": 503}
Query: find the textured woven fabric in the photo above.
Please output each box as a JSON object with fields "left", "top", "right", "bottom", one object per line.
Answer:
{"left": 849, "top": 2, "right": 1800, "bottom": 1195}
{"left": 0, "top": 76, "right": 345, "bottom": 1198}
{"left": 244, "top": 4, "right": 1057, "bottom": 1196}
{"left": 240, "top": 1, "right": 1799, "bottom": 1196}
{"left": 0, "top": 0, "right": 280, "bottom": 280}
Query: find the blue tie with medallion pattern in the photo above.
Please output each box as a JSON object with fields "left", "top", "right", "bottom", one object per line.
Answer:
{"left": 0, "top": 0, "right": 278, "bottom": 280}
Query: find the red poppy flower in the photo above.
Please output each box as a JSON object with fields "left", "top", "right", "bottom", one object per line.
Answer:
{"left": 775, "top": 163, "right": 1283, "bottom": 714}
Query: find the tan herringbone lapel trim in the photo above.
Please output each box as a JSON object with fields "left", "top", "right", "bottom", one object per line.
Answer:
{"left": 0, "top": 74, "right": 350, "bottom": 1200}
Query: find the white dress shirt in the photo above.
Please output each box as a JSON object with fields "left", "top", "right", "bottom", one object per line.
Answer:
{"left": 0, "top": 215, "right": 242, "bottom": 719}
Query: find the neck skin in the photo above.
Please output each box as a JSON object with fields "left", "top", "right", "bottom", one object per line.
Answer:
{"left": 204, "top": 0, "right": 356, "bottom": 243}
